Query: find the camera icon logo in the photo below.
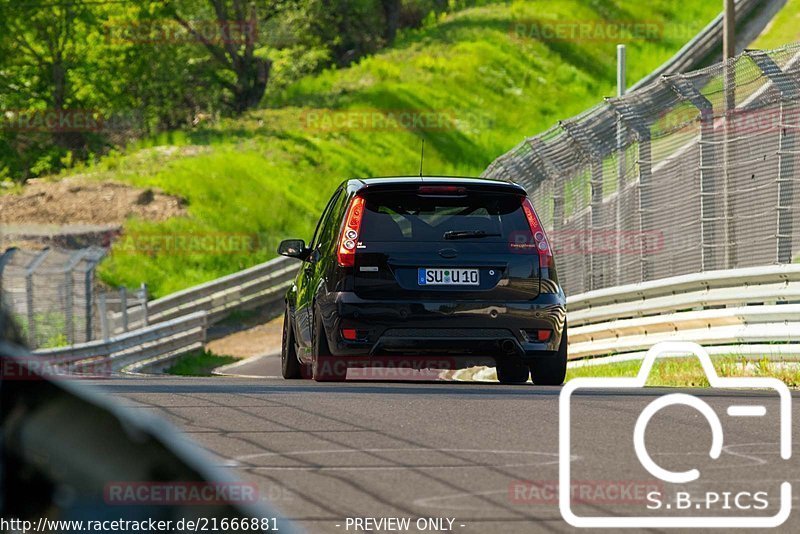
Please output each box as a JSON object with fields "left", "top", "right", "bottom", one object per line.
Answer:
{"left": 559, "top": 341, "right": 792, "bottom": 528}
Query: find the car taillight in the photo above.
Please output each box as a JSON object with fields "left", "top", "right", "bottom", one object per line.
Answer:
{"left": 337, "top": 195, "right": 365, "bottom": 267}
{"left": 521, "top": 197, "right": 554, "bottom": 268}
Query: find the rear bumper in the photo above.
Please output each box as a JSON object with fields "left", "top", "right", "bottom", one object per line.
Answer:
{"left": 318, "top": 291, "right": 566, "bottom": 360}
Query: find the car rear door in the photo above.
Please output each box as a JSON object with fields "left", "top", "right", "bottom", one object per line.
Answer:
{"left": 295, "top": 188, "right": 343, "bottom": 349}
{"left": 352, "top": 185, "right": 540, "bottom": 300}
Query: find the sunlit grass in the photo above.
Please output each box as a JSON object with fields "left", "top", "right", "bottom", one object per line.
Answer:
{"left": 567, "top": 356, "right": 800, "bottom": 387}
{"left": 58, "top": 0, "right": 723, "bottom": 297}
{"left": 751, "top": 0, "right": 800, "bottom": 50}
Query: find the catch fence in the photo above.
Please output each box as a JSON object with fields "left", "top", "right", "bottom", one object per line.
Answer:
{"left": 484, "top": 43, "right": 800, "bottom": 295}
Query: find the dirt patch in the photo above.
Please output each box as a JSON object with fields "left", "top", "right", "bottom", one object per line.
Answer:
{"left": 0, "top": 177, "right": 186, "bottom": 225}
{"left": 205, "top": 313, "right": 284, "bottom": 359}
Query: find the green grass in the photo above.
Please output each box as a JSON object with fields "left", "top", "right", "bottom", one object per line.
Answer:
{"left": 52, "top": 0, "right": 724, "bottom": 297}
{"left": 165, "top": 349, "right": 238, "bottom": 376}
{"left": 751, "top": 0, "right": 800, "bottom": 50}
{"left": 567, "top": 356, "right": 800, "bottom": 387}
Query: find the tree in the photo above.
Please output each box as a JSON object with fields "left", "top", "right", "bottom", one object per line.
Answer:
{"left": 380, "top": 0, "right": 401, "bottom": 44}
{"left": 0, "top": 0, "right": 105, "bottom": 179}
{"left": 162, "top": 0, "right": 275, "bottom": 113}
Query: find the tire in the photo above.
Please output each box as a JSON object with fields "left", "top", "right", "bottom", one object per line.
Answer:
{"left": 312, "top": 314, "right": 346, "bottom": 382}
{"left": 281, "top": 307, "right": 302, "bottom": 379}
{"left": 496, "top": 357, "right": 530, "bottom": 384}
{"left": 529, "top": 324, "right": 568, "bottom": 386}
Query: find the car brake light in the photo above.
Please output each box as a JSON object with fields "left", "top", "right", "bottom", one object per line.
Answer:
{"left": 521, "top": 197, "right": 554, "bottom": 268}
{"left": 342, "top": 328, "right": 357, "bottom": 340}
{"left": 537, "top": 329, "right": 551, "bottom": 342}
{"left": 418, "top": 186, "right": 466, "bottom": 195}
{"left": 337, "top": 196, "right": 365, "bottom": 267}
{"left": 522, "top": 329, "right": 552, "bottom": 342}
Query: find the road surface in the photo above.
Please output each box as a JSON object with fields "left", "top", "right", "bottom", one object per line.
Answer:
{"left": 93, "top": 354, "right": 800, "bottom": 533}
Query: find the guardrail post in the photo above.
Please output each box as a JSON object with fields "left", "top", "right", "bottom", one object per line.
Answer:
{"left": 140, "top": 282, "right": 149, "bottom": 327}
{"left": 25, "top": 248, "right": 51, "bottom": 347}
{"left": 99, "top": 292, "right": 109, "bottom": 341}
{"left": 606, "top": 97, "right": 654, "bottom": 283}
{"left": 560, "top": 119, "right": 605, "bottom": 290}
{"left": 200, "top": 312, "right": 208, "bottom": 343}
{"left": 667, "top": 76, "right": 719, "bottom": 272}
{"left": 120, "top": 286, "right": 129, "bottom": 332}
{"left": 746, "top": 49, "right": 800, "bottom": 264}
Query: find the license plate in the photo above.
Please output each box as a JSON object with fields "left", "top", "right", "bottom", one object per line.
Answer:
{"left": 418, "top": 268, "right": 479, "bottom": 286}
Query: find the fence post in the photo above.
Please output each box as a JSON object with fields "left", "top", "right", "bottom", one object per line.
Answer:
{"left": 667, "top": 76, "right": 718, "bottom": 272}
{"left": 0, "top": 248, "right": 17, "bottom": 297}
{"left": 616, "top": 44, "right": 628, "bottom": 286}
{"left": 62, "top": 249, "right": 88, "bottom": 345}
{"left": 528, "top": 138, "right": 563, "bottom": 232}
{"left": 120, "top": 286, "right": 129, "bottom": 332}
{"left": 606, "top": 97, "right": 653, "bottom": 284}
{"left": 560, "top": 119, "right": 605, "bottom": 290}
{"left": 24, "top": 248, "right": 51, "bottom": 347}
{"left": 746, "top": 49, "right": 800, "bottom": 264}
{"left": 64, "top": 266, "right": 74, "bottom": 345}
{"left": 84, "top": 268, "right": 94, "bottom": 342}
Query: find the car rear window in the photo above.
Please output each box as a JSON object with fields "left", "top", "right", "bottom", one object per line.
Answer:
{"left": 359, "top": 190, "right": 531, "bottom": 243}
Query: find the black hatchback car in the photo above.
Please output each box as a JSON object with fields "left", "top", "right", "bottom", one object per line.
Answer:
{"left": 278, "top": 177, "right": 567, "bottom": 384}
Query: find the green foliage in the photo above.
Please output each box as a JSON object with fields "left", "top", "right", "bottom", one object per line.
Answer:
{"left": 82, "top": 0, "right": 723, "bottom": 297}
{"left": 0, "top": 0, "right": 461, "bottom": 181}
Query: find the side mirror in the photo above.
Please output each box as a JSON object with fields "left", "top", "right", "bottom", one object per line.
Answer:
{"left": 277, "top": 239, "right": 309, "bottom": 260}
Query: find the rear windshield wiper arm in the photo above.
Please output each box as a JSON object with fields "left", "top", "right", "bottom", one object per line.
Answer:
{"left": 443, "top": 230, "right": 501, "bottom": 240}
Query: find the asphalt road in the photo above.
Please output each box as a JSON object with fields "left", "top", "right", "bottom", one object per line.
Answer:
{"left": 93, "top": 356, "right": 800, "bottom": 534}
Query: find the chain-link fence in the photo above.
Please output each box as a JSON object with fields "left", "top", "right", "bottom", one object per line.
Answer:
{"left": 0, "top": 246, "right": 149, "bottom": 349}
{"left": 483, "top": 42, "right": 800, "bottom": 296}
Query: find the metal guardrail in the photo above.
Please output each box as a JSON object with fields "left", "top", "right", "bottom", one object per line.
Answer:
{"left": 29, "top": 258, "right": 800, "bottom": 369}
{"left": 146, "top": 256, "right": 298, "bottom": 324}
{"left": 33, "top": 311, "right": 208, "bottom": 373}
{"left": 567, "top": 264, "right": 800, "bottom": 360}
{"left": 31, "top": 256, "right": 299, "bottom": 373}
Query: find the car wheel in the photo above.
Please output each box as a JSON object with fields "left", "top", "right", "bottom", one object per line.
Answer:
{"left": 529, "top": 324, "right": 568, "bottom": 386}
{"left": 495, "top": 357, "right": 530, "bottom": 384}
{"left": 312, "top": 314, "right": 346, "bottom": 382}
{"left": 281, "top": 307, "right": 303, "bottom": 379}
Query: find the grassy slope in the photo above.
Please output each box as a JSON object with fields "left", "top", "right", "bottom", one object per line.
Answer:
{"left": 68, "top": 0, "right": 720, "bottom": 297}
{"left": 751, "top": 0, "right": 800, "bottom": 49}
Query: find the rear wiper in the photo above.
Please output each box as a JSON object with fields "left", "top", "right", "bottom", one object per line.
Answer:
{"left": 443, "top": 230, "right": 501, "bottom": 240}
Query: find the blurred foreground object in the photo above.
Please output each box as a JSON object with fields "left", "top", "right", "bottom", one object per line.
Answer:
{"left": 0, "top": 304, "right": 292, "bottom": 532}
